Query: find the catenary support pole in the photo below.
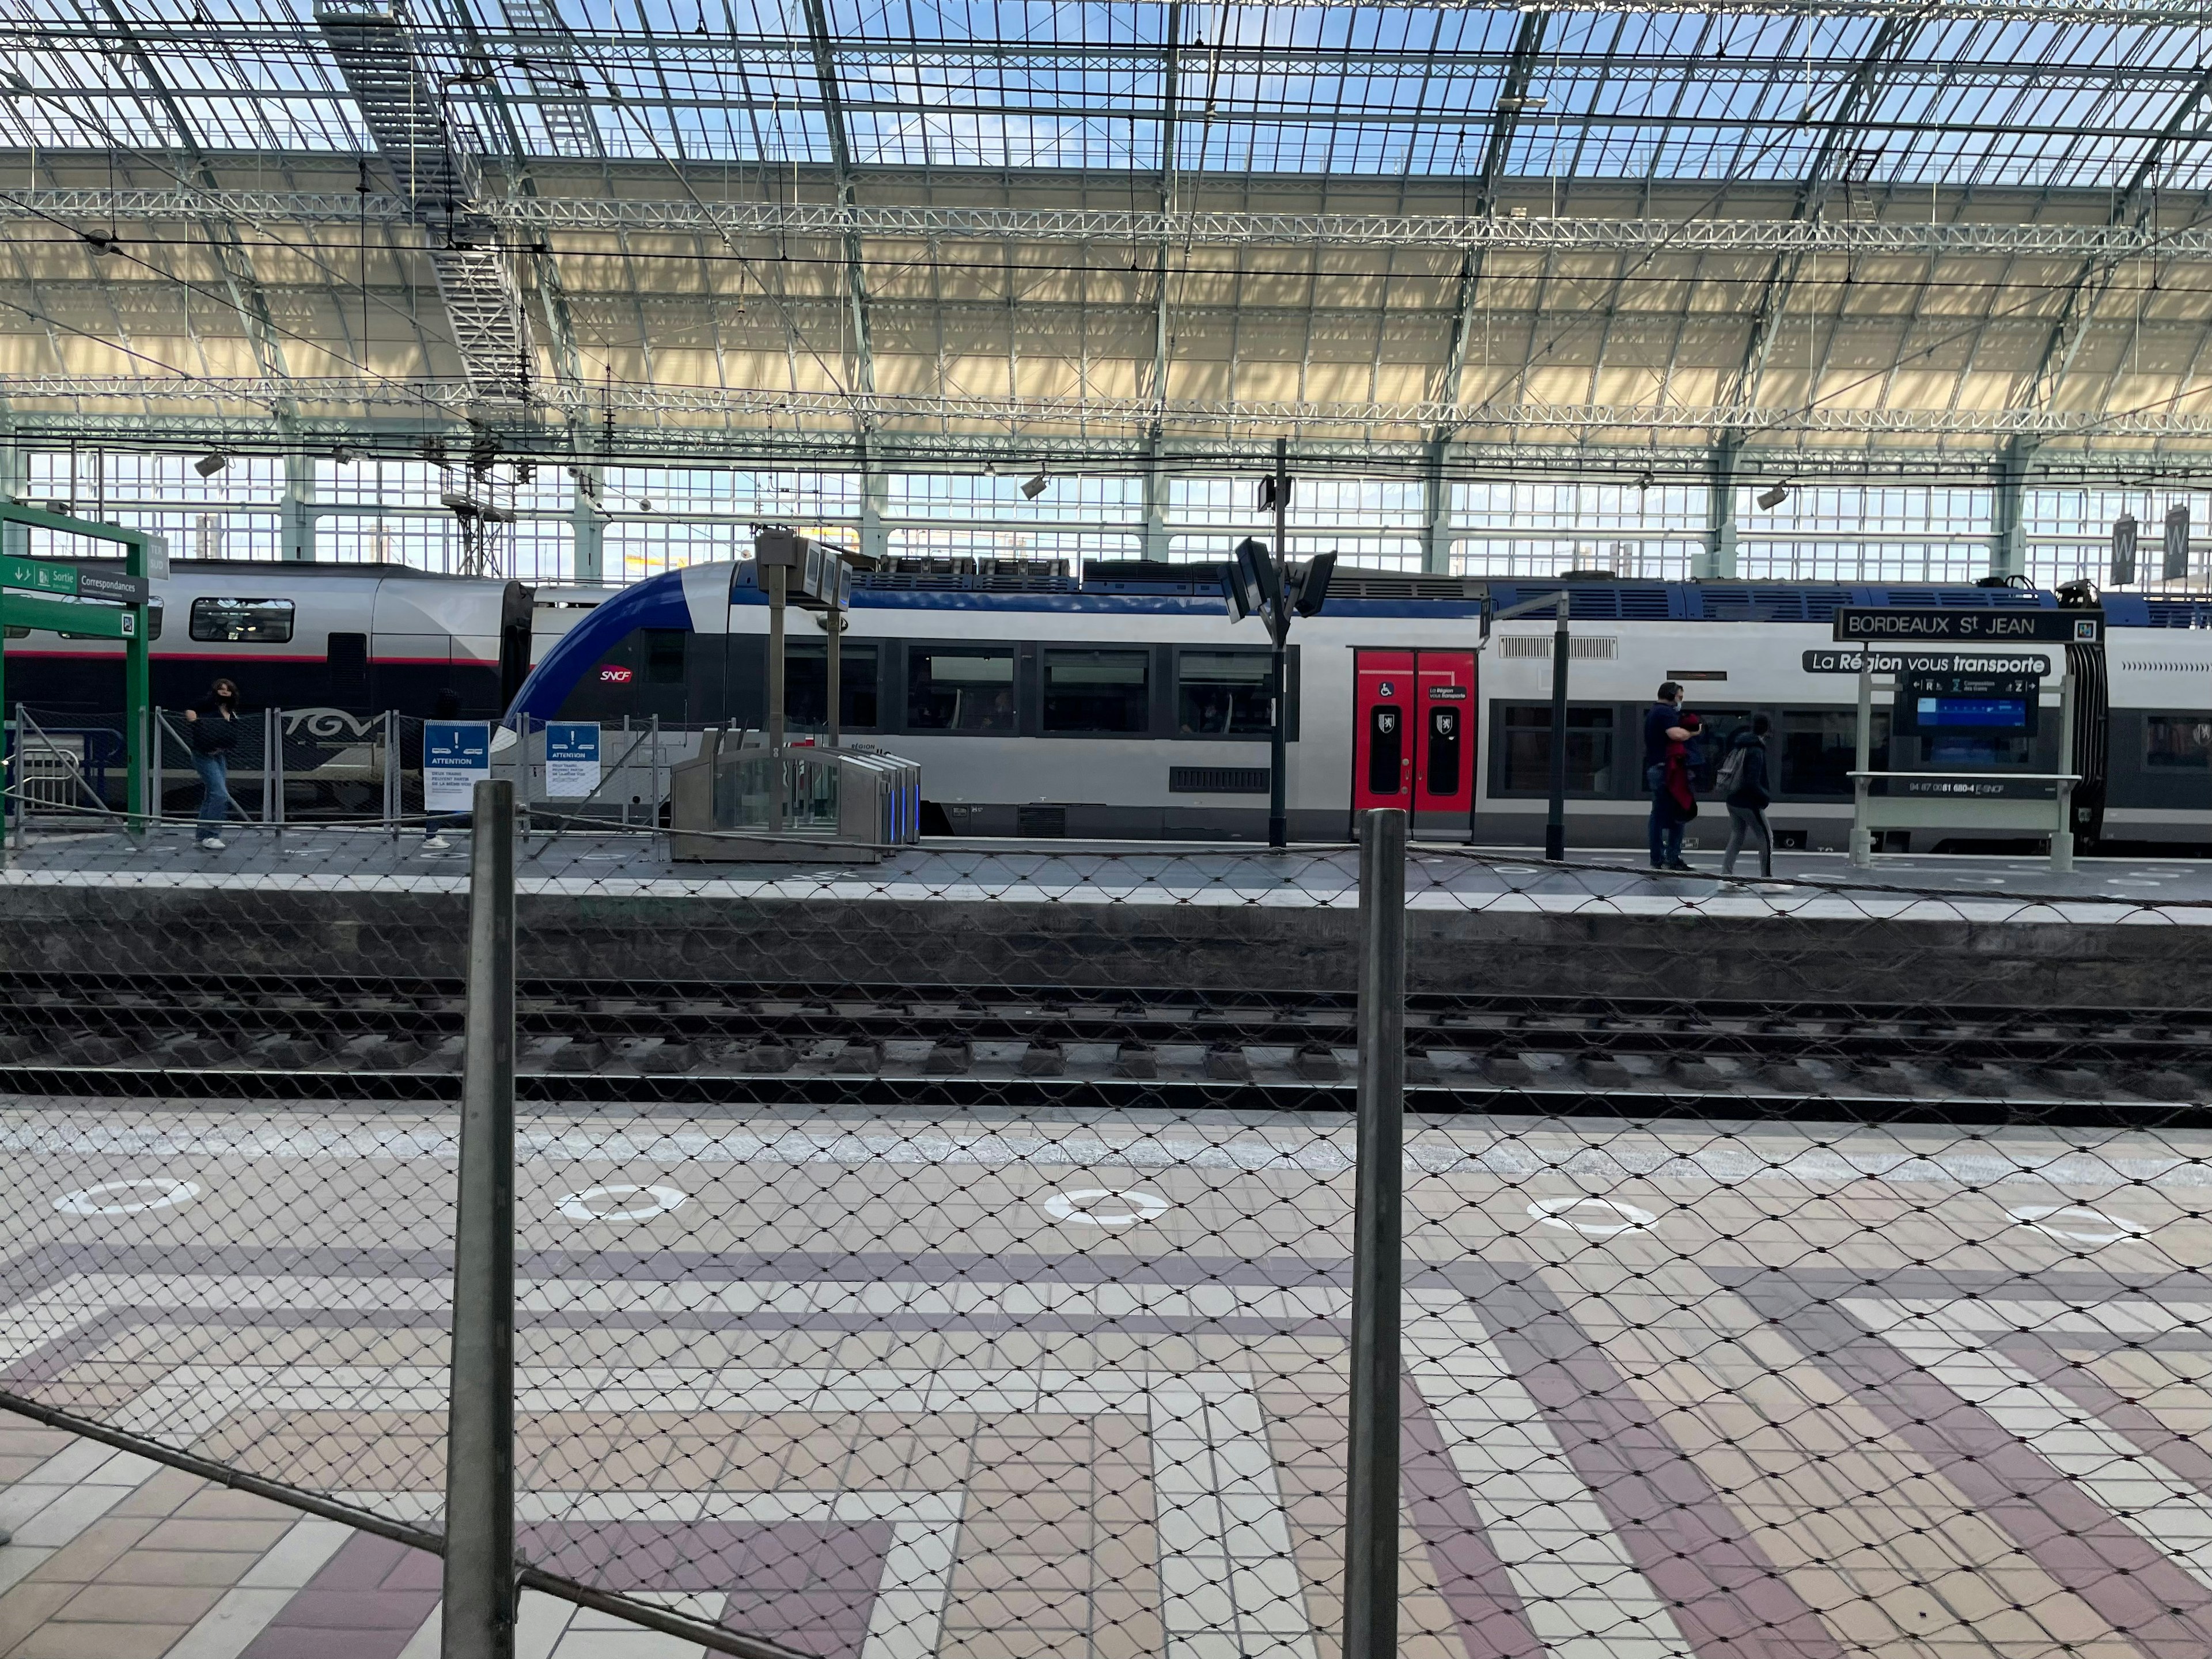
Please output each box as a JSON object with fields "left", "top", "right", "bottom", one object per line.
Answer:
{"left": 767, "top": 563, "right": 787, "bottom": 834}
{"left": 1343, "top": 805, "right": 1405, "bottom": 1659}
{"left": 1544, "top": 593, "right": 1569, "bottom": 861}
{"left": 442, "top": 777, "right": 516, "bottom": 1659}
{"left": 1268, "top": 437, "right": 1291, "bottom": 849}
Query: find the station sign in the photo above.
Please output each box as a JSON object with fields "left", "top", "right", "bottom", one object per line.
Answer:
{"left": 425, "top": 721, "right": 491, "bottom": 811}
{"left": 544, "top": 721, "right": 601, "bottom": 798}
{"left": 1831, "top": 607, "right": 2101, "bottom": 645}
{"left": 0, "top": 555, "right": 149, "bottom": 607}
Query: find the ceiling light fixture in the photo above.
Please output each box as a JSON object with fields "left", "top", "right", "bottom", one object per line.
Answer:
{"left": 1756, "top": 481, "right": 1790, "bottom": 509}
{"left": 1020, "top": 471, "right": 1048, "bottom": 500}
{"left": 194, "top": 453, "right": 228, "bottom": 478}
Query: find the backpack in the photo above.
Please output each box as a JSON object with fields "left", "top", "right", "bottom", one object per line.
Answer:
{"left": 1713, "top": 743, "right": 1749, "bottom": 797}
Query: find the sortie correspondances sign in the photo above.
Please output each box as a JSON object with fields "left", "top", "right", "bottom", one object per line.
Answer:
{"left": 1831, "top": 607, "right": 2102, "bottom": 645}
{"left": 0, "top": 556, "right": 150, "bottom": 607}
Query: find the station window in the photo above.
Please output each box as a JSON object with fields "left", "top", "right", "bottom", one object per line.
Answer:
{"left": 787, "top": 641, "right": 880, "bottom": 730}
{"left": 644, "top": 628, "right": 686, "bottom": 685}
{"left": 2146, "top": 713, "right": 2212, "bottom": 767}
{"left": 1497, "top": 704, "right": 1615, "bottom": 794}
{"left": 1043, "top": 648, "right": 1149, "bottom": 734}
{"left": 1780, "top": 710, "right": 1889, "bottom": 796}
{"left": 908, "top": 645, "right": 1016, "bottom": 731}
{"left": 189, "top": 597, "right": 294, "bottom": 644}
{"left": 1176, "top": 651, "right": 1271, "bottom": 736}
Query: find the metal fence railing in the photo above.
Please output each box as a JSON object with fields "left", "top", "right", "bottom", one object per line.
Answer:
{"left": 0, "top": 806, "right": 2207, "bottom": 1657}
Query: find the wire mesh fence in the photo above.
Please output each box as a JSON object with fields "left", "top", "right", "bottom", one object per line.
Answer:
{"left": 0, "top": 808, "right": 2206, "bottom": 1657}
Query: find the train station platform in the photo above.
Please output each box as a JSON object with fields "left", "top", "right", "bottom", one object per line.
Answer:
{"left": 1, "top": 1100, "right": 2209, "bottom": 1659}
{"left": 0, "top": 827, "right": 2203, "bottom": 1009}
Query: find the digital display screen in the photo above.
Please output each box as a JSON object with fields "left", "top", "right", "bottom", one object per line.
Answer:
{"left": 1915, "top": 696, "right": 2028, "bottom": 729}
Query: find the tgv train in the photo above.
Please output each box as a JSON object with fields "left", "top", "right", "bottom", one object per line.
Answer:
{"left": 505, "top": 558, "right": 2212, "bottom": 854}
{"left": 1, "top": 560, "right": 534, "bottom": 718}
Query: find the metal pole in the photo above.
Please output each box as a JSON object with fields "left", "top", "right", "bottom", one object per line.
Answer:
{"left": 2054, "top": 664, "right": 2077, "bottom": 874}
{"left": 270, "top": 708, "right": 285, "bottom": 843}
{"left": 768, "top": 563, "right": 787, "bottom": 835}
{"left": 825, "top": 601, "right": 842, "bottom": 752}
{"left": 1849, "top": 654, "right": 1875, "bottom": 866}
{"left": 441, "top": 777, "right": 516, "bottom": 1659}
{"left": 1544, "top": 594, "right": 1569, "bottom": 862}
{"left": 123, "top": 543, "right": 148, "bottom": 838}
{"left": 263, "top": 707, "right": 275, "bottom": 828}
{"left": 1343, "top": 805, "right": 1405, "bottom": 1659}
{"left": 384, "top": 711, "right": 399, "bottom": 839}
{"left": 1268, "top": 437, "right": 1290, "bottom": 849}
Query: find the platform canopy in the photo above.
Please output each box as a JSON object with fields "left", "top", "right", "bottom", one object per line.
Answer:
{"left": 1, "top": 1, "right": 2211, "bottom": 478}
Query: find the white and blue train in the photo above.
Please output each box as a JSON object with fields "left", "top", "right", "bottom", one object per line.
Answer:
{"left": 506, "top": 558, "right": 2212, "bottom": 855}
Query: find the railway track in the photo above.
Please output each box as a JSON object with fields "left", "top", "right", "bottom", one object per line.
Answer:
{"left": 0, "top": 973, "right": 2202, "bottom": 1124}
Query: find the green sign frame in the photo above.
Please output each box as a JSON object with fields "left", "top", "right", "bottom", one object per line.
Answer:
{"left": 0, "top": 502, "right": 154, "bottom": 834}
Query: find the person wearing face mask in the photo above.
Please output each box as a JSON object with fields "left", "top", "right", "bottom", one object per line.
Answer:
{"left": 182, "top": 677, "right": 244, "bottom": 851}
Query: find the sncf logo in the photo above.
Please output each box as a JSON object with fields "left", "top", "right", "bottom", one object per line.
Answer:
{"left": 599, "top": 665, "right": 634, "bottom": 683}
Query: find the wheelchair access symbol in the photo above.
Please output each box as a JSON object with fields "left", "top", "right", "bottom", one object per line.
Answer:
{"left": 1378, "top": 681, "right": 1395, "bottom": 697}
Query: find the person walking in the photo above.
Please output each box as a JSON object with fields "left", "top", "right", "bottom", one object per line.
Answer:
{"left": 183, "top": 677, "right": 243, "bottom": 850}
{"left": 1642, "top": 681, "right": 1692, "bottom": 870}
{"left": 1719, "top": 714, "right": 1775, "bottom": 878}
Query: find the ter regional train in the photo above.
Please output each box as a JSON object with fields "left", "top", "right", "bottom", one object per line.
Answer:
{"left": 505, "top": 558, "right": 2212, "bottom": 854}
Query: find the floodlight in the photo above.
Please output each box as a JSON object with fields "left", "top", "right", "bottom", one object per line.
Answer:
{"left": 194, "top": 454, "right": 228, "bottom": 478}
{"left": 1756, "top": 481, "right": 1789, "bottom": 509}
{"left": 1020, "top": 472, "right": 1048, "bottom": 500}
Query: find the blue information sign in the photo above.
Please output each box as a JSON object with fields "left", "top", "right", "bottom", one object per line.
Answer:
{"left": 425, "top": 721, "right": 491, "bottom": 811}
{"left": 544, "top": 721, "right": 601, "bottom": 798}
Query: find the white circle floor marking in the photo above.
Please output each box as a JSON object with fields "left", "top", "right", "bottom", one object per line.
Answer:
{"left": 1044, "top": 1188, "right": 1169, "bottom": 1228}
{"left": 56, "top": 1177, "right": 199, "bottom": 1216}
{"left": 555, "top": 1184, "right": 687, "bottom": 1223}
{"left": 2007, "top": 1204, "right": 2145, "bottom": 1247}
{"left": 1529, "top": 1196, "right": 1656, "bottom": 1238}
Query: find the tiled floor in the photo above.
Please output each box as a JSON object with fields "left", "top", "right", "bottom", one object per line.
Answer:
{"left": 0, "top": 1104, "right": 2209, "bottom": 1657}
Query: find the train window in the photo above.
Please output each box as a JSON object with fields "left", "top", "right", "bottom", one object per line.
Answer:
{"left": 1497, "top": 704, "right": 1615, "bottom": 794}
{"left": 190, "top": 597, "right": 294, "bottom": 644}
{"left": 1177, "top": 652, "right": 1271, "bottom": 736}
{"left": 1043, "top": 649, "right": 1149, "bottom": 734}
{"left": 1780, "top": 710, "right": 1890, "bottom": 796}
{"left": 2146, "top": 714, "right": 2212, "bottom": 767}
{"left": 645, "top": 629, "right": 686, "bottom": 685}
{"left": 787, "top": 641, "right": 880, "bottom": 730}
{"left": 908, "top": 646, "right": 1016, "bottom": 731}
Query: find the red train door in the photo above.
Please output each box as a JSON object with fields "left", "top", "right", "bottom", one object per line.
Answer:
{"left": 1352, "top": 651, "right": 1414, "bottom": 812}
{"left": 1412, "top": 650, "right": 1475, "bottom": 838}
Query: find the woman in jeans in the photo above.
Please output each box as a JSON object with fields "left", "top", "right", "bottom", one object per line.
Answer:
{"left": 1721, "top": 714, "right": 1775, "bottom": 878}
{"left": 183, "top": 678, "right": 243, "bottom": 850}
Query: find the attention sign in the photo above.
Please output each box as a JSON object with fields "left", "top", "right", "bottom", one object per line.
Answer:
{"left": 1831, "top": 607, "right": 2101, "bottom": 645}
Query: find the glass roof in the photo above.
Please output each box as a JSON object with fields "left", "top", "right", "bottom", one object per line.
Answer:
{"left": 0, "top": 0, "right": 2207, "bottom": 190}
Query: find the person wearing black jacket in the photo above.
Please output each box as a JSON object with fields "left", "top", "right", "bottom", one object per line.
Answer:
{"left": 1719, "top": 714, "right": 1774, "bottom": 878}
{"left": 183, "top": 678, "right": 243, "bottom": 850}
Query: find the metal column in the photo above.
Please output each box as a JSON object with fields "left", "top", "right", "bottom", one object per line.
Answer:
{"left": 1267, "top": 438, "right": 1291, "bottom": 850}
{"left": 441, "top": 778, "right": 516, "bottom": 1659}
{"left": 1544, "top": 594, "right": 1570, "bottom": 862}
{"left": 767, "top": 563, "right": 787, "bottom": 833}
{"left": 1343, "top": 806, "right": 1406, "bottom": 1659}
